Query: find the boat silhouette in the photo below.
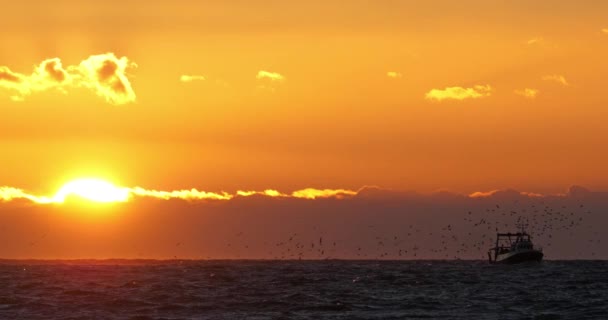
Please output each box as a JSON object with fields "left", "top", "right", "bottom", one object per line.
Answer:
{"left": 488, "top": 222, "right": 543, "bottom": 264}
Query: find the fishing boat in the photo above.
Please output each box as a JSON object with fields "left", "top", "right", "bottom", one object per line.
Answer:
{"left": 487, "top": 223, "right": 543, "bottom": 264}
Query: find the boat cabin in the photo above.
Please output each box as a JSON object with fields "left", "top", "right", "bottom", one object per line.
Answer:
{"left": 488, "top": 232, "right": 539, "bottom": 263}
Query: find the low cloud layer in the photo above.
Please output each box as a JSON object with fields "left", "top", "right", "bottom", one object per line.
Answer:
{"left": 425, "top": 85, "right": 493, "bottom": 101}
{"left": 0, "top": 182, "right": 603, "bottom": 205}
{"left": 0, "top": 183, "right": 360, "bottom": 204}
{"left": 0, "top": 53, "right": 136, "bottom": 104}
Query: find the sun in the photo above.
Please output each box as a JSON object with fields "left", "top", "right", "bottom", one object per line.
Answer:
{"left": 52, "top": 178, "right": 131, "bottom": 203}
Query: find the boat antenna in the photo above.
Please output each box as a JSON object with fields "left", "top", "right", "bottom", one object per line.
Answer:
{"left": 516, "top": 218, "right": 529, "bottom": 234}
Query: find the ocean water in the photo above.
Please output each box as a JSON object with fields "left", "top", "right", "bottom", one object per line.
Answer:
{"left": 0, "top": 260, "right": 606, "bottom": 319}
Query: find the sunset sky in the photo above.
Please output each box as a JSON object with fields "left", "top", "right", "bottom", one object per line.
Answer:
{"left": 0, "top": 1, "right": 607, "bottom": 259}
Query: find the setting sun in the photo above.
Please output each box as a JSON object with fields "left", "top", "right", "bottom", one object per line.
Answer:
{"left": 51, "top": 178, "right": 130, "bottom": 203}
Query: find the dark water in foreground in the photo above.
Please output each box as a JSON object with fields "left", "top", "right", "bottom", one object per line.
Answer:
{"left": 0, "top": 260, "right": 606, "bottom": 320}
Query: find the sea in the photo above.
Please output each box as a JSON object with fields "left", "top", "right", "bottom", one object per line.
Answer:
{"left": 0, "top": 260, "right": 606, "bottom": 319}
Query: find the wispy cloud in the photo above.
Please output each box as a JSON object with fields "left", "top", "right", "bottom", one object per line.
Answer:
{"left": 130, "top": 187, "right": 233, "bottom": 201}
{"left": 180, "top": 75, "right": 206, "bottom": 83}
{"left": 468, "top": 189, "right": 542, "bottom": 198}
{"left": 0, "top": 53, "right": 136, "bottom": 104}
{"left": 0, "top": 187, "right": 42, "bottom": 203}
{"left": 527, "top": 37, "right": 544, "bottom": 45}
{"left": 256, "top": 70, "right": 285, "bottom": 82}
{"left": 425, "top": 85, "right": 493, "bottom": 102}
{"left": 387, "top": 71, "right": 402, "bottom": 79}
{"left": 542, "top": 74, "right": 569, "bottom": 86}
{"left": 236, "top": 190, "right": 287, "bottom": 197}
{"left": 468, "top": 190, "right": 500, "bottom": 198}
{"left": 602, "top": 28, "right": 608, "bottom": 34}
{"left": 514, "top": 88, "right": 539, "bottom": 99}
{"left": 256, "top": 70, "right": 285, "bottom": 92}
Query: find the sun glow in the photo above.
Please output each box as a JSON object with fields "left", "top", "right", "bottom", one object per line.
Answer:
{"left": 51, "top": 178, "right": 131, "bottom": 203}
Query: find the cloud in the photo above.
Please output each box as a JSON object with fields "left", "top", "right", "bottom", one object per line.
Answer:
{"left": 180, "top": 75, "right": 206, "bottom": 83}
{"left": 387, "top": 71, "right": 402, "bottom": 79}
{"left": 0, "top": 67, "right": 23, "bottom": 83}
{"left": 542, "top": 74, "right": 569, "bottom": 86}
{"left": 7, "top": 181, "right": 607, "bottom": 206}
{"left": 468, "top": 190, "right": 500, "bottom": 198}
{"left": 256, "top": 70, "right": 285, "bottom": 92}
{"left": 520, "top": 191, "right": 544, "bottom": 198}
{"left": 291, "top": 188, "right": 357, "bottom": 199}
{"left": 130, "top": 187, "right": 233, "bottom": 201}
{"left": 5, "top": 181, "right": 605, "bottom": 206}
{"left": 425, "top": 85, "right": 493, "bottom": 101}
{"left": 527, "top": 37, "right": 543, "bottom": 45}
{"left": 0, "top": 184, "right": 358, "bottom": 204}
{"left": 0, "top": 67, "right": 27, "bottom": 101}
{"left": 0, "top": 58, "right": 70, "bottom": 97}
{"left": 469, "top": 189, "right": 533, "bottom": 199}
{"left": 237, "top": 190, "right": 287, "bottom": 197}
{"left": 256, "top": 70, "right": 285, "bottom": 82}
{"left": 0, "top": 53, "right": 136, "bottom": 104}
{"left": 602, "top": 29, "right": 608, "bottom": 34}
{"left": 0, "top": 186, "right": 41, "bottom": 203}
{"left": 468, "top": 189, "right": 563, "bottom": 200}
{"left": 514, "top": 88, "right": 539, "bottom": 99}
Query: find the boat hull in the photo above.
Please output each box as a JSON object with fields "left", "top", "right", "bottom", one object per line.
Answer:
{"left": 496, "top": 250, "right": 543, "bottom": 264}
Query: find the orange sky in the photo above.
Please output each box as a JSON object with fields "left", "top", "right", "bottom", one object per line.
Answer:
{"left": 1, "top": 0, "right": 608, "bottom": 196}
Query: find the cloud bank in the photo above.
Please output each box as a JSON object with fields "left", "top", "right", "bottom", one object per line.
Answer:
{"left": 0, "top": 184, "right": 361, "bottom": 204}
{"left": 1, "top": 182, "right": 604, "bottom": 206}
{"left": 0, "top": 53, "right": 136, "bottom": 104}
{"left": 425, "top": 85, "right": 493, "bottom": 101}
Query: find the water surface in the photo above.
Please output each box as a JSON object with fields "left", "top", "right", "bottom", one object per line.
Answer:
{"left": 0, "top": 260, "right": 606, "bottom": 319}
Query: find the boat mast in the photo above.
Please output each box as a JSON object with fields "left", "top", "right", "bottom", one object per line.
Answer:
{"left": 494, "top": 233, "right": 499, "bottom": 261}
{"left": 516, "top": 217, "right": 529, "bottom": 233}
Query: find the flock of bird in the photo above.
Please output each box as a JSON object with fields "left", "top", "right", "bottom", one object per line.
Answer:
{"left": 15, "top": 198, "right": 602, "bottom": 260}
{"left": 205, "top": 199, "right": 602, "bottom": 260}
{"left": 461, "top": 200, "right": 601, "bottom": 258}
